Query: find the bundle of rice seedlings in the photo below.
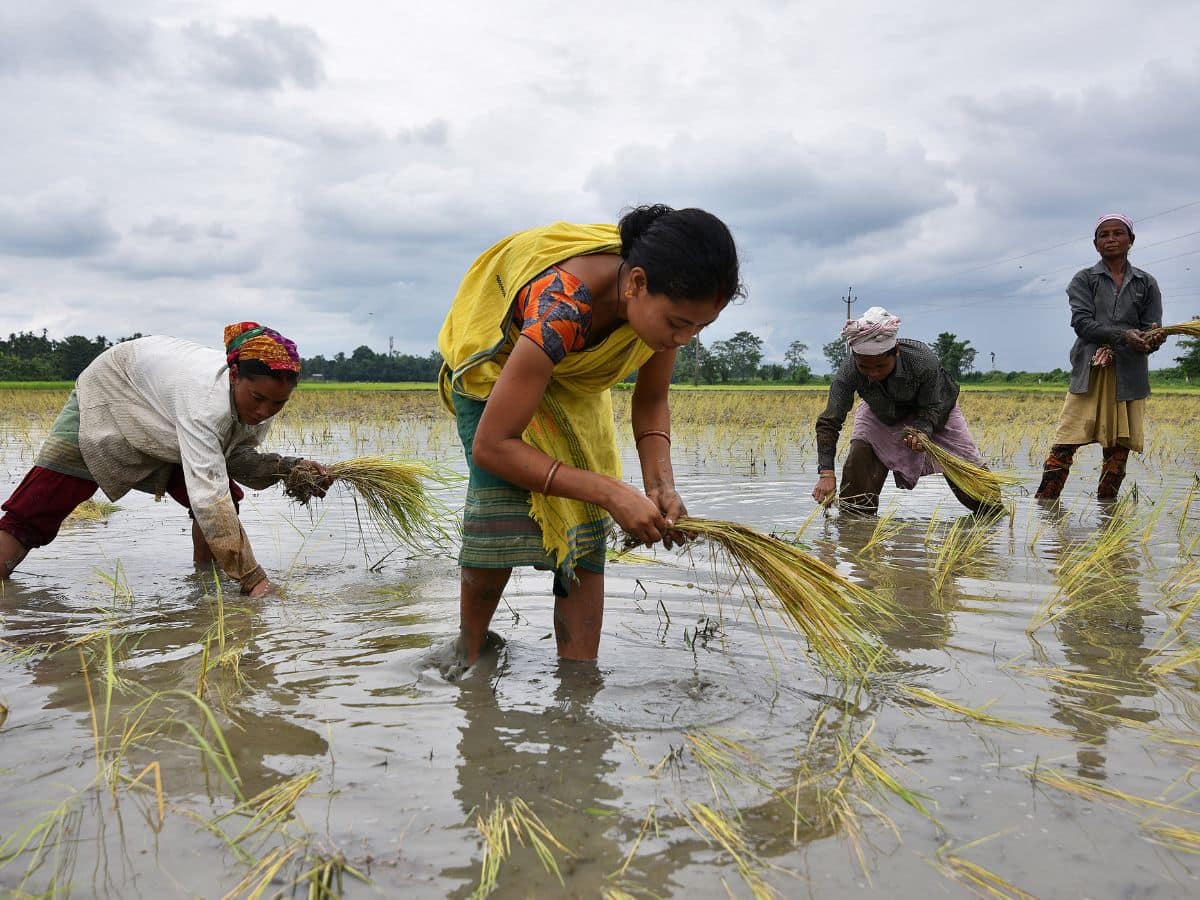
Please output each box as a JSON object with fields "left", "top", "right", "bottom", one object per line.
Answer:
{"left": 902, "top": 428, "right": 1019, "bottom": 507}
{"left": 284, "top": 455, "right": 456, "bottom": 549}
{"left": 671, "top": 516, "right": 895, "bottom": 676}
{"left": 1146, "top": 319, "right": 1200, "bottom": 341}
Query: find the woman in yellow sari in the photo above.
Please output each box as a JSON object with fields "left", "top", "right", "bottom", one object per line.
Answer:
{"left": 438, "top": 205, "right": 742, "bottom": 666}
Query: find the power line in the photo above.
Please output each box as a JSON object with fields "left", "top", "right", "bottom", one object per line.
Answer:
{"left": 859, "top": 199, "right": 1200, "bottom": 296}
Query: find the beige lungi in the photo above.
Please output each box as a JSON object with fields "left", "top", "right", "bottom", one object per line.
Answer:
{"left": 1052, "top": 365, "right": 1145, "bottom": 452}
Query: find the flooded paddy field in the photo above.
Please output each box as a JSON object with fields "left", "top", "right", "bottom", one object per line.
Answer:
{"left": 2, "top": 387, "right": 1200, "bottom": 898}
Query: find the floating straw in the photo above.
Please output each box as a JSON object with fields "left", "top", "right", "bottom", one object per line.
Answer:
{"left": 902, "top": 428, "right": 1019, "bottom": 506}
{"left": 284, "top": 455, "right": 455, "bottom": 549}
{"left": 667, "top": 516, "right": 895, "bottom": 675}
{"left": 1146, "top": 319, "right": 1200, "bottom": 341}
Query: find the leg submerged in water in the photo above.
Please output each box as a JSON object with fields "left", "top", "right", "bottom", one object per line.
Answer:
{"left": 554, "top": 568, "right": 604, "bottom": 661}
{"left": 839, "top": 439, "right": 889, "bottom": 516}
{"left": 1098, "top": 445, "right": 1130, "bottom": 501}
{"left": 0, "top": 530, "right": 28, "bottom": 578}
{"left": 1035, "top": 444, "right": 1079, "bottom": 500}
{"left": 459, "top": 566, "right": 511, "bottom": 665}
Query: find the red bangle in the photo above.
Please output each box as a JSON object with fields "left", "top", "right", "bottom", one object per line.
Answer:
{"left": 541, "top": 460, "right": 562, "bottom": 495}
{"left": 635, "top": 430, "right": 671, "bottom": 447}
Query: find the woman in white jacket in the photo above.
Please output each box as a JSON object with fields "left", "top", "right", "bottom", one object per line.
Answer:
{"left": 0, "top": 322, "right": 330, "bottom": 595}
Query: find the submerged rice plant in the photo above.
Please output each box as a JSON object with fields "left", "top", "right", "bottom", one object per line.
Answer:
{"left": 932, "top": 835, "right": 1035, "bottom": 900}
{"left": 684, "top": 800, "right": 779, "bottom": 899}
{"left": 472, "top": 796, "right": 573, "bottom": 898}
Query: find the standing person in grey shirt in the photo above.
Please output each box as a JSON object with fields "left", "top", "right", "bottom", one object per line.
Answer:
{"left": 1034, "top": 214, "right": 1164, "bottom": 501}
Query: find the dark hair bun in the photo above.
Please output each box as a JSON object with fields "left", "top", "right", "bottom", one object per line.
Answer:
{"left": 617, "top": 205, "right": 743, "bottom": 304}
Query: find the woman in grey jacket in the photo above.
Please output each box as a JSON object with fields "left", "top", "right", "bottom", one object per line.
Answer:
{"left": 1034, "top": 214, "right": 1164, "bottom": 500}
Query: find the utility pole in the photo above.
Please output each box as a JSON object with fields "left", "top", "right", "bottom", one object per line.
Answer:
{"left": 841, "top": 285, "right": 857, "bottom": 322}
{"left": 692, "top": 335, "right": 701, "bottom": 386}
{"left": 388, "top": 336, "right": 394, "bottom": 357}
{"left": 990, "top": 351, "right": 996, "bottom": 371}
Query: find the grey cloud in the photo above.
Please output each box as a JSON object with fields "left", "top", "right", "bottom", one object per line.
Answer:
{"left": 0, "top": 183, "right": 117, "bottom": 257}
{"left": 183, "top": 17, "right": 324, "bottom": 91}
{"left": 396, "top": 119, "right": 449, "bottom": 147}
{"left": 132, "top": 216, "right": 238, "bottom": 244}
{"left": 954, "top": 60, "right": 1200, "bottom": 219}
{"left": 93, "top": 221, "right": 261, "bottom": 280}
{"left": 0, "top": 4, "right": 151, "bottom": 78}
{"left": 584, "top": 132, "right": 955, "bottom": 248}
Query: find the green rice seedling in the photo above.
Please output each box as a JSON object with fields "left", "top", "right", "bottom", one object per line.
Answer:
{"left": 472, "top": 796, "right": 573, "bottom": 898}
{"left": 0, "top": 789, "right": 85, "bottom": 893}
{"left": 902, "top": 428, "right": 1020, "bottom": 506}
{"left": 212, "top": 770, "right": 321, "bottom": 851}
{"left": 607, "top": 805, "right": 658, "bottom": 880}
{"left": 1142, "top": 822, "right": 1200, "bottom": 855}
{"left": 1139, "top": 492, "right": 1171, "bottom": 548}
{"left": 671, "top": 516, "right": 896, "bottom": 676}
{"left": 932, "top": 835, "right": 1035, "bottom": 900}
{"left": 685, "top": 801, "right": 778, "bottom": 899}
{"left": 65, "top": 498, "right": 120, "bottom": 522}
{"left": 929, "top": 514, "right": 1001, "bottom": 595}
{"left": 1021, "top": 764, "right": 1190, "bottom": 815}
{"left": 1010, "top": 664, "right": 1144, "bottom": 695}
{"left": 284, "top": 455, "right": 458, "bottom": 550}
{"left": 900, "top": 686, "right": 1068, "bottom": 737}
{"left": 222, "top": 839, "right": 304, "bottom": 899}
{"left": 858, "top": 503, "right": 905, "bottom": 557}
{"left": 1146, "top": 642, "right": 1200, "bottom": 678}
{"left": 1030, "top": 499, "right": 1141, "bottom": 632}
{"left": 685, "top": 729, "right": 772, "bottom": 812}
{"left": 293, "top": 845, "right": 369, "bottom": 899}
{"left": 1174, "top": 474, "right": 1200, "bottom": 539}
{"left": 837, "top": 723, "right": 935, "bottom": 822}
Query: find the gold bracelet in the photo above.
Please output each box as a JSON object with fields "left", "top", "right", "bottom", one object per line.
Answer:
{"left": 635, "top": 430, "right": 671, "bottom": 447}
{"left": 541, "top": 460, "right": 563, "bottom": 495}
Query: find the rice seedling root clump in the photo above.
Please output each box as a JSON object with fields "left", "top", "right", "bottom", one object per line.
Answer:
{"left": 284, "top": 454, "right": 456, "bottom": 548}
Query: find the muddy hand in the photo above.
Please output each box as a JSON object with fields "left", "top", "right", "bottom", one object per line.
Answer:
{"left": 295, "top": 460, "right": 335, "bottom": 498}
{"left": 648, "top": 486, "right": 691, "bottom": 550}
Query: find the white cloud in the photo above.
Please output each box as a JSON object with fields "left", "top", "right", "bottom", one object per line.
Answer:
{"left": 0, "top": 181, "right": 118, "bottom": 257}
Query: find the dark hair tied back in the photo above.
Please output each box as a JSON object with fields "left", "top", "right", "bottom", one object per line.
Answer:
{"left": 618, "top": 204, "right": 744, "bottom": 305}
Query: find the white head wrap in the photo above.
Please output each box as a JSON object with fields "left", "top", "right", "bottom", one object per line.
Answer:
{"left": 1094, "top": 213, "right": 1135, "bottom": 237}
{"left": 842, "top": 306, "right": 901, "bottom": 354}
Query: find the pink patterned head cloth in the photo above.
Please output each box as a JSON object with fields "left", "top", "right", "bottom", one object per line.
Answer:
{"left": 1094, "top": 213, "right": 1135, "bottom": 238}
{"left": 842, "top": 306, "right": 901, "bottom": 354}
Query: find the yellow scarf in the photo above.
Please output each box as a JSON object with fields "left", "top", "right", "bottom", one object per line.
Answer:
{"left": 438, "top": 222, "right": 656, "bottom": 571}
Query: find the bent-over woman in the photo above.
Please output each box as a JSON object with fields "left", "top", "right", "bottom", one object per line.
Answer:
{"left": 0, "top": 323, "right": 331, "bottom": 595}
{"left": 1034, "top": 213, "right": 1164, "bottom": 501}
{"left": 438, "top": 205, "right": 742, "bottom": 665}
{"left": 811, "top": 306, "right": 994, "bottom": 515}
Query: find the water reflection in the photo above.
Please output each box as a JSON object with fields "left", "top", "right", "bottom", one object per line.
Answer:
{"left": 1038, "top": 504, "right": 1158, "bottom": 780}
{"left": 444, "top": 659, "right": 624, "bottom": 897}
{"left": 0, "top": 583, "right": 329, "bottom": 800}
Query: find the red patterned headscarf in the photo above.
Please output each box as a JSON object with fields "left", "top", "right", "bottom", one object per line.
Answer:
{"left": 223, "top": 322, "right": 301, "bottom": 373}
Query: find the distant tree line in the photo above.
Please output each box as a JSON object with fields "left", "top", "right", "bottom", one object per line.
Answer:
{"left": 6, "top": 326, "right": 1200, "bottom": 385}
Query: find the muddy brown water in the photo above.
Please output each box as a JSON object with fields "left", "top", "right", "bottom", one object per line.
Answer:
{"left": 2, "top": 396, "right": 1199, "bottom": 897}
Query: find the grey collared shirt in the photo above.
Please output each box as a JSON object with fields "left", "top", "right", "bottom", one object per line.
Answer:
{"left": 1066, "top": 260, "right": 1162, "bottom": 401}
{"left": 815, "top": 338, "right": 959, "bottom": 471}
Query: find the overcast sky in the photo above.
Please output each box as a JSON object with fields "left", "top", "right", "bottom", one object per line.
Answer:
{"left": 2, "top": 0, "right": 1198, "bottom": 373}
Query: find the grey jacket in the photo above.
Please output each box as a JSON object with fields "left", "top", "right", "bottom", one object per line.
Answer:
{"left": 1066, "top": 260, "right": 1162, "bottom": 401}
